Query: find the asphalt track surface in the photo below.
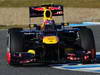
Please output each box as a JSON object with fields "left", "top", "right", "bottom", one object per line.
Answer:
{"left": 0, "top": 26, "right": 100, "bottom": 75}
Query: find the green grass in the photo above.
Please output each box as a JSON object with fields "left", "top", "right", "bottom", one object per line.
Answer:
{"left": 0, "top": 0, "right": 100, "bottom": 8}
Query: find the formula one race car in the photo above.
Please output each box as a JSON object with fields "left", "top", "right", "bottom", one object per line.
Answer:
{"left": 6, "top": 4, "right": 96, "bottom": 66}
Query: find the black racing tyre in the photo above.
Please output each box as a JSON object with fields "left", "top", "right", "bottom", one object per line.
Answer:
{"left": 78, "top": 27, "right": 96, "bottom": 64}
{"left": 7, "top": 28, "right": 24, "bottom": 65}
{"left": 8, "top": 28, "right": 24, "bottom": 52}
{"left": 79, "top": 27, "right": 95, "bottom": 50}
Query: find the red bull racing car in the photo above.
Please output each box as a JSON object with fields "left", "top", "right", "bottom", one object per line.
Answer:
{"left": 6, "top": 4, "right": 96, "bottom": 66}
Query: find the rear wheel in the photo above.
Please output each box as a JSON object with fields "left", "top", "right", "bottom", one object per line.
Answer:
{"left": 78, "top": 27, "right": 96, "bottom": 64}
{"left": 7, "top": 28, "right": 24, "bottom": 65}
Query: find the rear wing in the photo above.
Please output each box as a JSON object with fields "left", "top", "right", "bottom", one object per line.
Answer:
{"left": 29, "top": 4, "right": 64, "bottom": 17}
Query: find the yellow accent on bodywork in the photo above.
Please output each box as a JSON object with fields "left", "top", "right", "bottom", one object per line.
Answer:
{"left": 43, "top": 8, "right": 52, "bottom": 21}
{"left": 43, "top": 36, "right": 59, "bottom": 44}
{"left": 27, "top": 49, "right": 36, "bottom": 54}
{"left": 40, "top": 7, "right": 54, "bottom": 29}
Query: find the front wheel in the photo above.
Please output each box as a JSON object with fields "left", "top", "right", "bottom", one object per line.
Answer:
{"left": 7, "top": 28, "right": 24, "bottom": 66}
{"left": 78, "top": 27, "right": 96, "bottom": 64}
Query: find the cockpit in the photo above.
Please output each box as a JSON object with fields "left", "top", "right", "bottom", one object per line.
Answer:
{"left": 43, "top": 24, "right": 57, "bottom": 36}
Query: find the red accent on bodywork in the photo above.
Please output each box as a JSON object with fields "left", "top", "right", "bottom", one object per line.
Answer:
{"left": 32, "top": 7, "right": 61, "bottom": 11}
{"left": 84, "top": 56, "right": 89, "bottom": 60}
{"left": 68, "top": 53, "right": 75, "bottom": 56}
{"left": 33, "top": 8, "right": 44, "bottom": 11}
{"left": 6, "top": 52, "right": 11, "bottom": 64}
{"left": 49, "top": 7, "right": 61, "bottom": 10}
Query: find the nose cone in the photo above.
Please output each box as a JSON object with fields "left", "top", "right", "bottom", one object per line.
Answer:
{"left": 43, "top": 36, "right": 59, "bottom": 44}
